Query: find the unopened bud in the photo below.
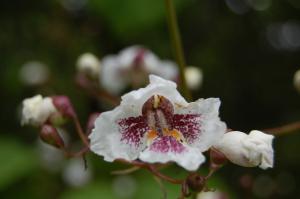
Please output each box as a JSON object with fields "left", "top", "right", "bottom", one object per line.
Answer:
{"left": 213, "top": 130, "right": 274, "bottom": 169}
{"left": 186, "top": 173, "right": 206, "bottom": 192}
{"left": 210, "top": 148, "right": 228, "bottom": 169}
{"left": 52, "top": 96, "right": 76, "bottom": 118}
{"left": 184, "top": 66, "right": 203, "bottom": 90}
{"left": 76, "top": 53, "right": 101, "bottom": 78}
{"left": 40, "top": 124, "right": 65, "bottom": 148}
{"left": 21, "top": 95, "right": 58, "bottom": 126}
{"left": 293, "top": 69, "right": 300, "bottom": 93}
{"left": 86, "top": 113, "right": 101, "bottom": 135}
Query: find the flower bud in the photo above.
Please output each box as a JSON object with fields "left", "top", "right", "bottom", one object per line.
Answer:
{"left": 86, "top": 113, "right": 101, "bottom": 135}
{"left": 184, "top": 66, "right": 203, "bottom": 90}
{"left": 214, "top": 130, "right": 274, "bottom": 169}
{"left": 52, "top": 96, "right": 76, "bottom": 118}
{"left": 186, "top": 173, "right": 206, "bottom": 192}
{"left": 40, "top": 124, "right": 65, "bottom": 148}
{"left": 293, "top": 69, "right": 300, "bottom": 92}
{"left": 21, "top": 95, "right": 58, "bottom": 126}
{"left": 76, "top": 53, "right": 101, "bottom": 78}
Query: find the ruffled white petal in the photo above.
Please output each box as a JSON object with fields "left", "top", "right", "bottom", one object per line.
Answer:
{"left": 214, "top": 130, "right": 274, "bottom": 169}
{"left": 139, "top": 143, "right": 205, "bottom": 171}
{"left": 89, "top": 105, "right": 146, "bottom": 162}
{"left": 121, "top": 75, "right": 188, "bottom": 111}
{"left": 174, "top": 98, "right": 226, "bottom": 151}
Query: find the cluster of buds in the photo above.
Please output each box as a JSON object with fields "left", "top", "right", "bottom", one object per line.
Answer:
{"left": 21, "top": 94, "right": 94, "bottom": 151}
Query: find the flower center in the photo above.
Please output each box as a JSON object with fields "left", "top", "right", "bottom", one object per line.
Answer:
{"left": 142, "top": 95, "right": 185, "bottom": 144}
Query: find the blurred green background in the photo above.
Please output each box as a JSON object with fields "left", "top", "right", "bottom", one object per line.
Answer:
{"left": 1, "top": 0, "right": 300, "bottom": 198}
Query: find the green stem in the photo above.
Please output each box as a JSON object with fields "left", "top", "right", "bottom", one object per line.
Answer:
{"left": 164, "top": 0, "right": 191, "bottom": 100}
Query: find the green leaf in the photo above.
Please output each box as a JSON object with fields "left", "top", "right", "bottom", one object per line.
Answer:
{"left": 0, "top": 137, "right": 38, "bottom": 190}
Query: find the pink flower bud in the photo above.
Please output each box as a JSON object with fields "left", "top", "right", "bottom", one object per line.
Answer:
{"left": 52, "top": 96, "right": 76, "bottom": 118}
{"left": 40, "top": 124, "right": 65, "bottom": 149}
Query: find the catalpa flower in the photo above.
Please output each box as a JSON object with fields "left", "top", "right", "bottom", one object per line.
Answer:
{"left": 90, "top": 75, "right": 226, "bottom": 171}
{"left": 100, "top": 46, "right": 178, "bottom": 94}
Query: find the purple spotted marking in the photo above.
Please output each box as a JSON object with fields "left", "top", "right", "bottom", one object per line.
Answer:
{"left": 118, "top": 116, "right": 149, "bottom": 147}
{"left": 149, "top": 136, "right": 186, "bottom": 154}
{"left": 173, "top": 114, "right": 201, "bottom": 144}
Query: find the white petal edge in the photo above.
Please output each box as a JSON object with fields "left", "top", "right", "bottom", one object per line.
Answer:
{"left": 89, "top": 105, "right": 146, "bottom": 162}
{"left": 139, "top": 144, "right": 205, "bottom": 171}
{"left": 121, "top": 75, "right": 188, "bottom": 111}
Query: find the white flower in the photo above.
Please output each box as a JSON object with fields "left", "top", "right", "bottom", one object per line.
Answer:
{"left": 21, "top": 95, "right": 57, "bottom": 126}
{"left": 76, "top": 53, "right": 101, "bottom": 77}
{"left": 100, "top": 46, "right": 178, "bottom": 94}
{"left": 89, "top": 75, "right": 226, "bottom": 171}
{"left": 214, "top": 130, "right": 274, "bottom": 169}
{"left": 293, "top": 69, "right": 300, "bottom": 93}
{"left": 185, "top": 66, "right": 203, "bottom": 90}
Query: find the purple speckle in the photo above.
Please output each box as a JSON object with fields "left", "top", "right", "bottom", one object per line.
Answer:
{"left": 118, "top": 116, "right": 149, "bottom": 147}
{"left": 172, "top": 114, "right": 201, "bottom": 144}
{"left": 149, "top": 136, "right": 186, "bottom": 154}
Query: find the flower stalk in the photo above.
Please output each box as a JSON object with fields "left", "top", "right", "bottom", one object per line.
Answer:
{"left": 164, "top": 0, "right": 191, "bottom": 100}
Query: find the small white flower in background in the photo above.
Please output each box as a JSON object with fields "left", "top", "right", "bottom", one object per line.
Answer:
{"left": 63, "top": 158, "right": 92, "bottom": 187}
{"left": 100, "top": 46, "right": 178, "bottom": 94}
{"left": 76, "top": 52, "right": 101, "bottom": 78}
{"left": 89, "top": 75, "right": 226, "bottom": 171}
{"left": 293, "top": 69, "right": 300, "bottom": 93}
{"left": 197, "top": 190, "right": 227, "bottom": 199}
{"left": 185, "top": 66, "right": 203, "bottom": 90}
{"left": 21, "top": 95, "right": 57, "bottom": 126}
{"left": 19, "top": 61, "right": 49, "bottom": 86}
{"left": 214, "top": 130, "right": 274, "bottom": 169}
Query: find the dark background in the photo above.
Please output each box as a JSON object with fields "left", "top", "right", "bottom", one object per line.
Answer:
{"left": 0, "top": 0, "right": 299, "bottom": 198}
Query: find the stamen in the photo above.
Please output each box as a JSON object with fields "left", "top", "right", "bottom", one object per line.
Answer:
{"left": 142, "top": 95, "right": 175, "bottom": 138}
{"left": 156, "top": 110, "right": 170, "bottom": 130}
{"left": 153, "top": 94, "right": 160, "bottom": 109}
